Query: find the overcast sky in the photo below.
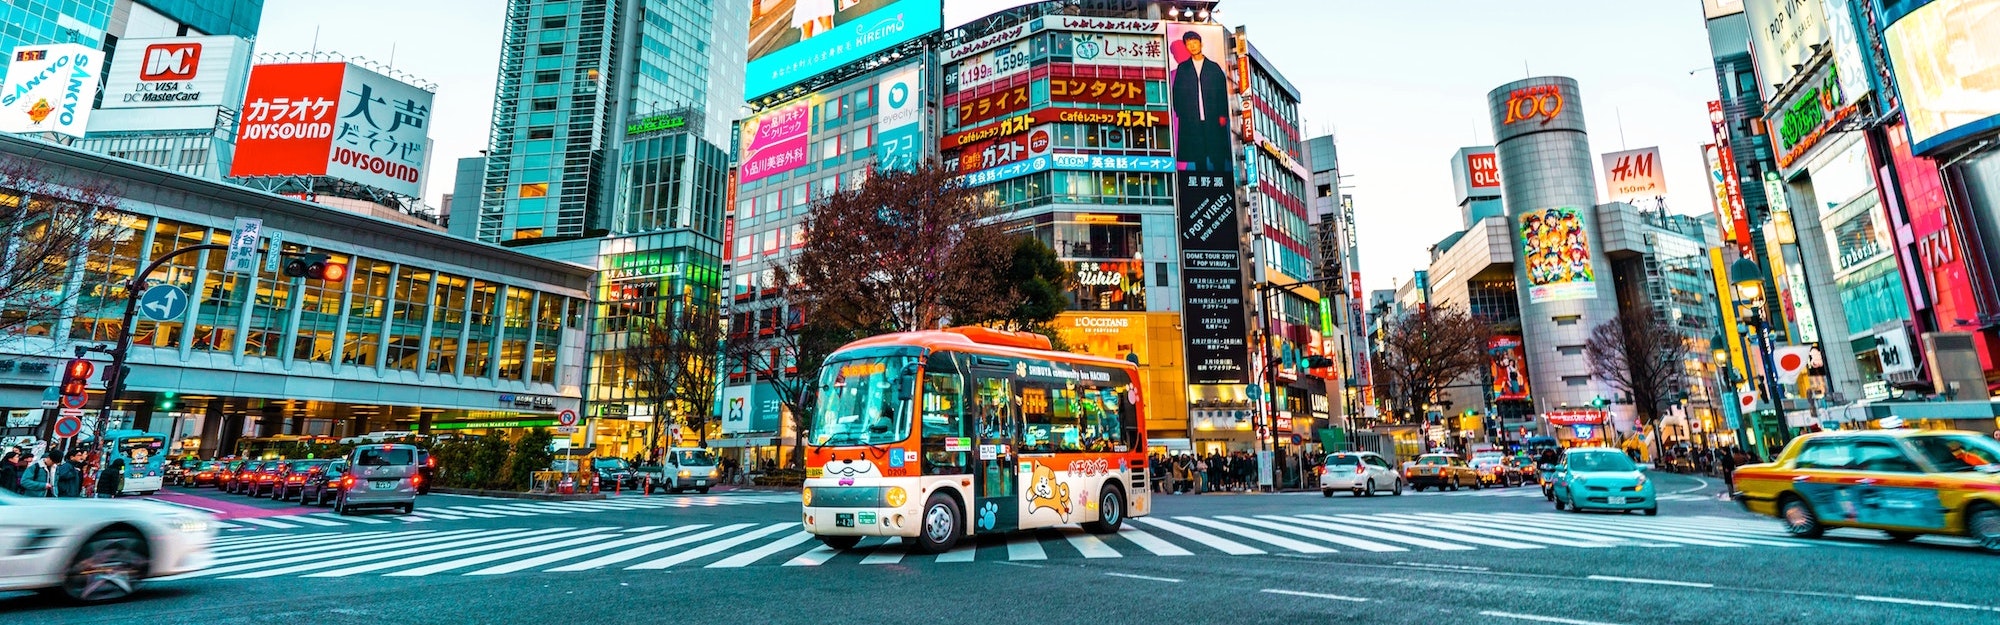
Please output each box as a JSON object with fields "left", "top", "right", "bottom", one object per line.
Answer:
{"left": 258, "top": 1, "right": 1720, "bottom": 293}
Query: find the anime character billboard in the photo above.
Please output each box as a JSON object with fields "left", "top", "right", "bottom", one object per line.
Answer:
{"left": 1518, "top": 207, "right": 1598, "bottom": 303}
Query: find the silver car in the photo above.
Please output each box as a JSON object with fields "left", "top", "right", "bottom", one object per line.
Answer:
{"left": 332, "top": 444, "right": 421, "bottom": 515}
{"left": 1320, "top": 451, "right": 1403, "bottom": 497}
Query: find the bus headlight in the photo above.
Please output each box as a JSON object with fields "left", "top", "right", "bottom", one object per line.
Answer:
{"left": 885, "top": 486, "right": 907, "bottom": 508}
{"left": 802, "top": 487, "right": 813, "bottom": 506}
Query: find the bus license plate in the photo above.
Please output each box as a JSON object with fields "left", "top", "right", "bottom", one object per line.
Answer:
{"left": 835, "top": 513, "right": 855, "bottom": 527}
{"left": 1608, "top": 496, "right": 1628, "bottom": 504}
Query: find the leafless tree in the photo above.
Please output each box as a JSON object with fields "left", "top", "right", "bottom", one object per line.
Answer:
{"left": 1586, "top": 306, "right": 1691, "bottom": 427}
{"left": 0, "top": 155, "right": 122, "bottom": 338}
{"left": 625, "top": 295, "right": 724, "bottom": 453}
{"left": 724, "top": 308, "right": 854, "bottom": 469}
{"left": 1372, "top": 304, "right": 1494, "bottom": 423}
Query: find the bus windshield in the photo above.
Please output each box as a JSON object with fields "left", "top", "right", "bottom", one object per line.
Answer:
{"left": 811, "top": 355, "right": 917, "bottom": 447}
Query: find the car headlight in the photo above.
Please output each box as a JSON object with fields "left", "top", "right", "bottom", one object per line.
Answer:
{"left": 1634, "top": 474, "right": 1647, "bottom": 486}
{"left": 707, "top": 468, "right": 718, "bottom": 477}
{"left": 802, "top": 487, "right": 813, "bottom": 506}
{"left": 678, "top": 470, "right": 691, "bottom": 478}
{"left": 176, "top": 519, "right": 211, "bottom": 533}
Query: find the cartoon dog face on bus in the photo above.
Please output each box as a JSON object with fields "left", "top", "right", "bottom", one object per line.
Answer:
{"left": 1026, "top": 462, "right": 1071, "bottom": 521}
{"left": 823, "top": 450, "right": 881, "bottom": 482}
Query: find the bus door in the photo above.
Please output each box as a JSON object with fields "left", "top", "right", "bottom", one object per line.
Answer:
{"left": 971, "top": 363, "right": 1019, "bottom": 534}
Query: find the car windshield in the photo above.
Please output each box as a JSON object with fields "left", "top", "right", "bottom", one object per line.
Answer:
{"left": 1567, "top": 451, "right": 1637, "bottom": 472}
{"left": 1471, "top": 458, "right": 1501, "bottom": 467}
{"left": 1416, "top": 456, "right": 1451, "bottom": 465}
{"left": 594, "top": 458, "right": 630, "bottom": 471}
{"left": 1325, "top": 455, "right": 1360, "bottom": 466}
{"left": 357, "top": 448, "right": 415, "bottom": 466}
{"left": 291, "top": 460, "right": 326, "bottom": 470}
{"left": 810, "top": 355, "right": 916, "bottom": 447}
{"left": 674, "top": 450, "right": 717, "bottom": 466}
{"left": 1907, "top": 435, "right": 2000, "bottom": 472}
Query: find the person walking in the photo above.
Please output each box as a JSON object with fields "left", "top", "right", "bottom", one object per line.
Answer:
{"left": 0, "top": 451, "right": 20, "bottom": 494}
{"left": 21, "top": 454, "right": 56, "bottom": 496}
{"left": 54, "top": 449, "right": 87, "bottom": 497}
{"left": 95, "top": 457, "right": 125, "bottom": 498}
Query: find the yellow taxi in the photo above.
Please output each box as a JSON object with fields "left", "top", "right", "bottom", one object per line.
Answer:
{"left": 1731, "top": 429, "right": 2000, "bottom": 551}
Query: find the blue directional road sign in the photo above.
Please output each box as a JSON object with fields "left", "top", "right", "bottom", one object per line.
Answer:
{"left": 139, "top": 284, "right": 189, "bottom": 322}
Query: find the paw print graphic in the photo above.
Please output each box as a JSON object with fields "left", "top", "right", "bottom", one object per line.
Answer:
{"left": 978, "top": 501, "right": 998, "bottom": 530}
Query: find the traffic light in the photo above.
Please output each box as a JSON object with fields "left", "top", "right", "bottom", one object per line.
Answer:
{"left": 1303, "top": 356, "right": 1336, "bottom": 369}
{"left": 159, "top": 391, "right": 177, "bottom": 411}
{"left": 1590, "top": 396, "right": 1607, "bottom": 410}
{"left": 60, "top": 358, "right": 92, "bottom": 396}
{"left": 283, "top": 253, "right": 347, "bottom": 281}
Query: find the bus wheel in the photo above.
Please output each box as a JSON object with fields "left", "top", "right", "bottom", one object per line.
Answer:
{"left": 1083, "top": 485, "right": 1125, "bottom": 535}
{"left": 912, "top": 492, "right": 963, "bottom": 554}
{"left": 819, "top": 535, "right": 861, "bottom": 550}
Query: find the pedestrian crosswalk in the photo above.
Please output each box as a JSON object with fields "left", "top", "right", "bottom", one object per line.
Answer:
{"left": 1406, "top": 487, "right": 1712, "bottom": 502}
{"left": 197, "top": 492, "right": 801, "bottom": 531}
{"left": 168, "top": 511, "right": 1866, "bottom": 580}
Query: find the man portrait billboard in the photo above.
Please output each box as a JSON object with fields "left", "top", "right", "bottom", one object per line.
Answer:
{"left": 1166, "top": 24, "right": 1230, "bottom": 172}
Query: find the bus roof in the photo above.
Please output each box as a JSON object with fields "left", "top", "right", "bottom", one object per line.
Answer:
{"left": 838, "top": 329, "right": 1138, "bottom": 371}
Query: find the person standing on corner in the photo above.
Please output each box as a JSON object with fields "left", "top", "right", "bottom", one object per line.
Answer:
{"left": 53, "top": 448, "right": 87, "bottom": 497}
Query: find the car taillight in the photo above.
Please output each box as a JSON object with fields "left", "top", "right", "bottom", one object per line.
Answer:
{"left": 1353, "top": 465, "right": 1367, "bottom": 475}
{"left": 426, "top": 457, "right": 436, "bottom": 468}
{"left": 411, "top": 474, "right": 423, "bottom": 489}
{"left": 340, "top": 476, "right": 354, "bottom": 489}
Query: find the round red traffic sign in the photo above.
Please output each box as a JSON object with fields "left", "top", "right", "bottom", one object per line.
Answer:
{"left": 53, "top": 415, "right": 82, "bottom": 438}
{"left": 556, "top": 409, "right": 578, "bottom": 427}
{"left": 61, "top": 394, "right": 86, "bottom": 409}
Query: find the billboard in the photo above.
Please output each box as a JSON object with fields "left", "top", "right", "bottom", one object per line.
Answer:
{"left": 1052, "top": 313, "right": 1151, "bottom": 365}
{"left": 1884, "top": 0, "right": 2000, "bottom": 154}
{"left": 1742, "top": 0, "right": 1828, "bottom": 101}
{"left": 961, "top": 152, "right": 1173, "bottom": 186}
{"left": 954, "top": 125, "right": 1050, "bottom": 172}
{"left": 739, "top": 99, "right": 812, "bottom": 184}
{"left": 944, "top": 0, "right": 1045, "bottom": 29}
{"left": 0, "top": 44, "right": 102, "bottom": 138}
{"left": 1518, "top": 207, "right": 1598, "bottom": 303}
{"left": 1467, "top": 150, "right": 1500, "bottom": 190}
{"left": 100, "top": 36, "right": 251, "bottom": 110}
{"left": 1068, "top": 260, "right": 1146, "bottom": 311}
{"left": 1601, "top": 147, "right": 1665, "bottom": 206}
{"left": 1068, "top": 32, "right": 1169, "bottom": 66}
{"left": 876, "top": 65, "right": 923, "bottom": 172}
{"left": 721, "top": 382, "right": 784, "bottom": 435}
{"left": 950, "top": 38, "right": 1031, "bottom": 92}
{"left": 745, "top": 0, "right": 942, "bottom": 100}
{"left": 1167, "top": 23, "right": 1231, "bottom": 171}
{"left": 1169, "top": 22, "right": 1245, "bottom": 385}
{"left": 230, "top": 62, "right": 435, "bottom": 198}
{"left": 1488, "top": 336, "right": 1530, "bottom": 401}
{"left": 1702, "top": 0, "right": 1745, "bottom": 18}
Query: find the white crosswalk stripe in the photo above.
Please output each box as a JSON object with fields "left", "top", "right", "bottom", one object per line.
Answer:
{"left": 1408, "top": 487, "right": 1712, "bottom": 502}
{"left": 205, "top": 491, "right": 801, "bottom": 531}
{"left": 166, "top": 512, "right": 1868, "bottom": 579}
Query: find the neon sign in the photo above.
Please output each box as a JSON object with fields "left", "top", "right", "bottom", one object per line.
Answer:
{"left": 1502, "top": 84, "right": 1564, "bottom": 126}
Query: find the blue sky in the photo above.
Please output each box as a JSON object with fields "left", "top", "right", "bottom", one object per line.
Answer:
{"left": 259, "top": 1, "right": 1721, "bottom": 293}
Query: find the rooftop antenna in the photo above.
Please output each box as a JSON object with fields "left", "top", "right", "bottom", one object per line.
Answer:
{"left": 1617, "top": 107, "right": 1627, "bottom": 150}
{"left": 311, "top": 26, "right": 319, "bottom": 55}
{"left": 1523, "top": 60, "right": 1530, "bottom": 78}
{"left": 389, "top": 43, "right": 396, "bottom": 68}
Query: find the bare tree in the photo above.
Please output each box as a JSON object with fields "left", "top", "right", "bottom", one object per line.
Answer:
{"left": 1586, "top": 306, "right": 1691, "bottom": 428}
{"left": 1372, "top": 304, "right": 1493, "bottom": 425}
{"left": 0, "top": 155, "right": 122, "bottom": 337}
{"left": 724, "top": 314, "right": 854, "bottom": 469}
{"left": 625, "top": 295, "right": 724, "bottom": 454}
{"left": 790, "top": 161, "right": 1018, "bottom": 332}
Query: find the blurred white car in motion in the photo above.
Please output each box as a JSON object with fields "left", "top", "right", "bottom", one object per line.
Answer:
{"left": 0, "top": 488, "right": 215, "bottom": 603}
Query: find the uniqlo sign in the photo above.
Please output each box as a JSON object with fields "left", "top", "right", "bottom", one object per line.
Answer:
{"left": 141, "top": 43, "right": 200, "bottom": 81}
{"left": 230, "top": 62, "right": 434, "bottom": 198}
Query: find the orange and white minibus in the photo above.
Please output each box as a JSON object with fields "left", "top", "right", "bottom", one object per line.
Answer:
{"left": 802, "top": 327, "right": 1151, "bottom": 553}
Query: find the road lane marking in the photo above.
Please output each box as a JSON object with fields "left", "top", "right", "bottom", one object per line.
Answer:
{"left": 177, "top": 530, "right": 492, "bottom": 578}
{"left": 858, "top": 538, "right": 907, "bottom": 565}
{"left": 1394, "top": 561, "right": 1489, "bottom": 571}
{"left": 936, "top": 541, "right": 978, "bottom": 562}
{"left": 1006, "top": 534, "right": 1048, "bottom": 560}
{"left": 1399, "top": 513, "right": 1624, "bottom": 545}
{"left": 283, "top": 515, "right": 347, "bottom": 527}
{"left": 1131, "top": 517, "right": 1264, "bottom": 555}
{"left": 1504, "top": 513, "right": 1827, "bottom": 549}
{"left": 467, "top": 526, "right": 706, "bottom": 575}
{"left": 315, "top": 513, "right": 391, "bottom": 524}
{"left": 1853, "top": 596, "right": 2000, "bottom": 611}
{"left": 1174, "top": 516, "right": 1335, "bottom": 553}
{"left": 783, "top": 545, "right": 840, "bottom": 566}
{"left": 302, "top": 528, "right": 589, "bottom": 577}
{"left": 1221, "top": 515, "right": 1408, "bottom": 551}
{"left": 224, "top": 529, "right": 553, "bottom": 578}
{"left": 707, "top": 531, "right": 818, "bottom": 568}
{"left": 1061, "top": 530, "right": 1122, "bottom": 558}
{"left": 1478, "top": 610, "right": 1624, "bottom": 625}
{"left": 237, "top": 517, "right": 301, "bottom": 529}
{"left": 1672, "top": 476, "right": 1712, "bottom": 494}
{"left": 1104, "top": 572, "right": 1180, "bottom": 583}
{"left": 208, "top": 531, "right": 429, "bottom": 562}
{"left": 1114, "top": 527, "right": 1193, "bottom": 556}
{"left": 389, "top": 529, "right": 630, "bottom": 576}
{"left": 545, "top": 524, "right": 752, "bottom": 571}
{"left": 1306, "top": 514, "right": 1544, "bottom": 550}
{"left": 627, "top": 523, "right": 795, "bottom": 569}
{"left": 1367, "top": 513, "right": 1614, "bottom": 548}
{"left": 1586, "top": 575, "right": 1715, "bottom": 588}
{"left": 1260, "top": 589, "right": 1367, "bottom": 602}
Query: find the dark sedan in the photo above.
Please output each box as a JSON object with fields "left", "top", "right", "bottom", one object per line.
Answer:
{"left": 272, "top": 459, "right": 331, "bottom": 501}
{"left": 222, "top": 460, "right": 260, "bottom": 494}
{"left": 184, "top": 461, "right": 225, "bottom": 487}
{"left": 241, "top": 461, "right": 286, "bottom": 497}
{"left": 300, "top": 461, "right": 349, "bottom": 506}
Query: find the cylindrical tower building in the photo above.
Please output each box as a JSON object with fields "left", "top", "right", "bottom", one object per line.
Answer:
{"left": 1487, "top": 76, "right": 1620, "bottom": 421}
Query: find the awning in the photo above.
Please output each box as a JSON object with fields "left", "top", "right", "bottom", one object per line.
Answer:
{"left": 1149, "top": 437, "right": 1192, "bottom": 451}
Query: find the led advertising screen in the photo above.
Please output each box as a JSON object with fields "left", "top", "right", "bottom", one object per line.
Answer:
{"left": 0, "top": 44, "right": 102, "bottom": 138}
{"left": 745, "top": 0, "right": 942, "bottom": 100}
{"left": 738, "top": 99, "right": 813, "bottom": 184}
{"left": 1884, "top": 0, "right": 2000, "bottom": 154}
{"left": 1518, "top": 207, "right": 1598, "bottom": 303}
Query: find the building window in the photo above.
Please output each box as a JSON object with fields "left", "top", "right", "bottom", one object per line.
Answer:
{"left": 499, "top": 289, "right": 534, "bottom": 380}
{"left": 513, "top": 228, "right": 543, "bottom": 240}
{"left": 538, "top": 43, "right": 563, "bottom": 56}
{"left": 429, "top": 274, "right": 469, "bottom": 375}
{"left": 293, "top": 251, "right": 348, "bottom": 363}
{"left": 344, "top": 258, "right": 393, "bottom": 367}
{"left": 541, "top": 16, "right": 567, "bottom": 29}
{"left": 386, "top": 267, "right": 431, "bottom": 371}
{"left": 534, "top": 70, "right": 560, "bottom": 84}
{"left": 528, "top": 127, "right": 554, "bottom": 139}
{"left": 464, "top": 280, "right": 499, "bottom": 378}
{"left": 519, "top": 182, "right": 549, "bottom": 198}
{"left": 531, "top": 98, "right": 557, "bottom": 112}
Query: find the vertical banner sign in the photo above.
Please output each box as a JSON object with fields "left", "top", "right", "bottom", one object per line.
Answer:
{"left": 1169, "top": 22, "right": 1248, "bottom": 385}
{"left": 226, "top": 218, "right": 264, "bottom": 274}
{"left": 739, "top": 100, "right": 811, "bottom": 184}
{"left": 1707, "top": 101, "right": 1754, "bottom": 257}
{"left": 1601, "top": 146, "right": 1666, "bottom": 207}
{"left": 1518, "top": 207, "right": 1598, "bottom": 303}
{"left": 262, "top": 230, "right": 286, "bottom": 273}
{"left": 876, "top": 66, "right": 923, "bottom": 172}
{"left": 0, "top": 43, "right": 103, "bottom": 138}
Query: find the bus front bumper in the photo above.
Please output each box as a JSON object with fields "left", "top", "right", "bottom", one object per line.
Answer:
{"left": 802, "top": 484, "right": 923, "bottom": 538}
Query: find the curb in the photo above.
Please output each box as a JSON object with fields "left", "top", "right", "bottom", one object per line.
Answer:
{"left": 430, "top": 487, "right": 607, "bottom": 501}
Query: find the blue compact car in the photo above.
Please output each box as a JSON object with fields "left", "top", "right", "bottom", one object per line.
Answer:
{"left": 1551, "top": 447, "right": 1658, "bottom": 515}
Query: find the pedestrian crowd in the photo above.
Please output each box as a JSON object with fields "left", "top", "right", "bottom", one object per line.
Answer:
{"left": 0, "top": 442, "right": 121, "bottom": 498}
{"left": 1147, "top": 451, "right": 1265, "bottom": 494}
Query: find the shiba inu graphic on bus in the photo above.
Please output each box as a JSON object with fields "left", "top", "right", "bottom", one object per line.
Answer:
{"left": 1026, "top": 461, "right": 1072, "bottom": 521}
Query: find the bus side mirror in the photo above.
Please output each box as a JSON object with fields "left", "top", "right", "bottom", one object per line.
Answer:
{"left": 897, "top": 363, "right": 920, "bottom": 402}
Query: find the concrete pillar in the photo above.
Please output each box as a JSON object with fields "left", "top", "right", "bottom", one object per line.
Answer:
{"left": 202, "top": 397, "right": 229, "bottom": 458}
{"left": 132, "top": 401, "right": 156, "bottom": 433}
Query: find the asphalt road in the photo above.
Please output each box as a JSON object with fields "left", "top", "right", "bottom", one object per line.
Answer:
{"left": 9, "top": 472, "right": 1996, "bottom": 625}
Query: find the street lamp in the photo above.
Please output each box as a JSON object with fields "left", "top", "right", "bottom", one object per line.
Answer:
{"left": 1727, "top": 258, "right": 1781, "bottom": 459}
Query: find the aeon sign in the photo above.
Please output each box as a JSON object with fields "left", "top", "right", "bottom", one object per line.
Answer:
{"left": 1503, "top": 85, "right": 1564, "bottom": 126}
